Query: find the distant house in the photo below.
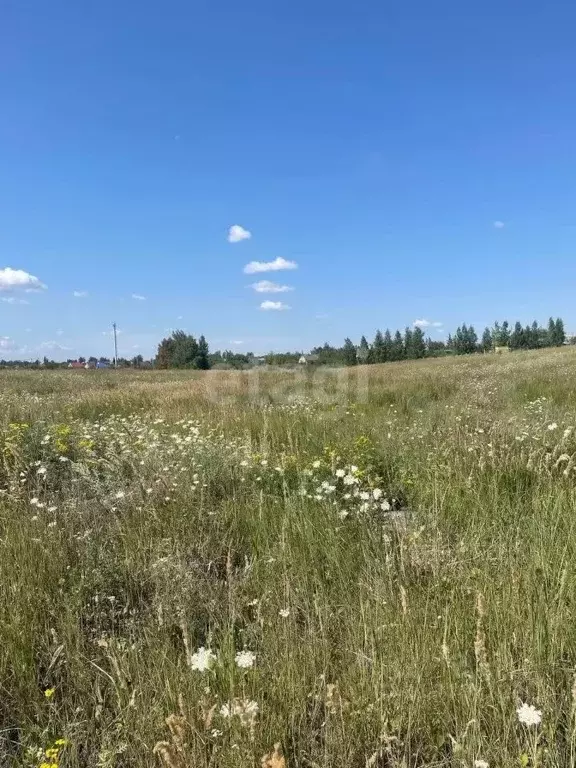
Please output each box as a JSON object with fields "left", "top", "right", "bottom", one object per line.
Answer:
{"left": 298, "top": 354, "right": 320, "bottom": 365}
{"left": 68, "top": 361, "right": 85, "bottom": 369}
{"left": 96, "top": 361, "right": 110, "bottom": 369}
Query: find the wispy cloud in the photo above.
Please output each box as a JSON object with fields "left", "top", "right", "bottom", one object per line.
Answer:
{"left": 0, "top": 267, "right": 46, "bottom": 292}
{"left": 73, "top": 290, "right": 88, "bottom": 298}
{"left": 251, "top": 280, "right": 294, "bottom": 293}
{"left": 413, "top": 319, "right": 443, "bottom": 329}
{"left": 1, "top": 296, "right": 29, "bottom": 305}
{"left": 227, "top": 224, "right": 252, "bottom": 243}
{"left": 493, "top": 220, "right": 505, "bottom": 229}
{"left": 230, "top": 340, "right": 244, "bottom": 345}
{"left": 260, "top": 300, "right": 290, "bottom": 311}
{"left": 39, "top": 341, "right": 72, "bottom": 352}
{"left": 131, "top": 293, "right": 146, "bottom": 301}
{"left": 244, "top": 257, "right": 298, "bottom": 274}
{"left": 315, "top": 313, "right": 329, "bottom": 320}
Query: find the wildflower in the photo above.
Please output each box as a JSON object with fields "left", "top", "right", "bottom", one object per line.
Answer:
{"left": 48, "top": 506, "right": 57, "bottom": 513}
{"left": 343, "top": 475, "right": 356, "bottom": 486}
{"left": 220, "top": 698, "right": 259, "bottom": 728}
{"left": 235, "top": 650, "right": 256, "bottom": 669}
{"left": 312, "top": 460, "right": 321, "bottom": 468}
{"left": 114, "top": 491, "right": 126, "bottom": 499}
{"left": 359, "top": 491, "right": 370, "bottom": 501}
{"left": 335, "top": 468, "right": 346, "bottom": 478}
{"left": 37, "top": 466, "right": 47, "bottom": 476}
{"left": 548, "top": 423, "right": 558, "bottom": 431}
{"left": 44, "top": 688, "right": 55, "bottom": 698}
{"left": 30, "top": 497, "right": 39, "bottom": 506}
{"left": 211, "top": 728, "right": 223, "bottom": 737}
{"left": 279, "top": 608, "right": 290, "bottom": 618}
{"left": 474, "top": 761, "right": 489, "bottom": 768}
{"left": 190, "top": 647, "right": 217, "bottom": 672}
{"left": 372, "top": 488, "right": 383, "bottom": 500}
{"left": 516, "top": 702, "right": 542, "bottom": 726}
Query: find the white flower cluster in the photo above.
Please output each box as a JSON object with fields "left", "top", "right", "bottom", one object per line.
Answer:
{"left": 189, "top": 647, "right": 256, "bottom": 672}
{"left": 301, "top": 463, "right": 393, "bottom": 520}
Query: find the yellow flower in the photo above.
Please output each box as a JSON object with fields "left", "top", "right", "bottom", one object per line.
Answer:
{"left": 44, "top": 687, "right": 55, "bottom": 698}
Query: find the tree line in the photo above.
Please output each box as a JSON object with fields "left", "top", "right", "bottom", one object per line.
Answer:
{"left": 0, "top": 318, "right": 569, "bottom": 370}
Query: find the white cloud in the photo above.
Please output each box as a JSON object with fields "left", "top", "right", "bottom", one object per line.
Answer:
{"left": 131, "top": 293, "right": 146, "bottom": 301}
{"left": 493, "top": 220, "right": 505, "bottom": 229}
{"left": 230, "top": 340, "right": 244, "bottom": 345}
{"left": 73, "top": 290, "right": 88, "bottom": 297}
{"left": 244, "top": 257, "right": 298, "bottom": 274}
{"left": 0, "top": 267, "right": 46, "bottom": 292}
{"left": 56, "top": 329, "right": 64, "bottom": 336}
{"left": 227, "top": 224, "right": 252, "bottom": 243}
{"left": 1, "top": 297, "right": 29, "bottom": 304}
{"left": 177, "top": 315, "right": 183, "bottom": 320}
{"left": 0, "top": 336, "right": 16, "bottom": 351}
{"left": 413, "top": 319, "right": 443, "bottom": 329}
{"left": 251, "top": 280, "right": 294, "bottom": 293}
{"left": 260, "top": 300, "right": 290, "bottom": 311}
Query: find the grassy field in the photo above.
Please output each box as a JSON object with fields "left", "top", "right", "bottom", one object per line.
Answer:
{"left": 3, "top": 348, "right": 576, "bottom": 767}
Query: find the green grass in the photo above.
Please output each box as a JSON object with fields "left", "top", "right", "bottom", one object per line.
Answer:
{"left": 2, "top": 348, "right": 576, "bottom": 766}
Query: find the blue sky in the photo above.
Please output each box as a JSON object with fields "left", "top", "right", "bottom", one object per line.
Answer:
{"left": 2, "top": 0, "right": 576, "bottom": 359}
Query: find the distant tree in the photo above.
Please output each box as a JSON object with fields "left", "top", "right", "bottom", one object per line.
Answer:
{"left": 510, "top": 321, "right": 524, "bottom": 351}
{"left": 411, "top": 326, "right": 426, "bottom": 359}
{"left": 391, "top": 330, "right": 404, "bottom": 361}
{"left": 358, "top": 335, "right": 370, "bottom": 364}
{"left": 370, "top": 330, "right": 384, "bottom": 364}
{"left": 426, "top": 338, "right": 447, "bottom": 356}
{"left": 530, "top": 320, "right": 541, "bottom": 349}
{"left": 195, "top": 335, "right": 210, "bottom": 369}
{"left": 78, "top": 356, "right": 86, "bottom": 364}
{"left": 481, "top": 327, "right": 493, "bottom": 353}
{"left": 343, "top": 338, "right": 357, "bottom": 366}
{"left": 131, "top": 354, "right": 144, "bottom": 368}
{"left": 446, "top": 333, "right": 454, "bottom": 351}
{"left": 467, "top": 325, "right": 478, "bottom": 353}
{"left": 404, "top": 327, "right": 414, "bottom": 359}
{"left": 555, "top": 317, "right": 566, "bottom": 346}
{"left": 547, "top": 317, "right": 556, "bottom": 346}
{"left": 383, "top": 329, "right": 393, "bottom": 361}
{"left": 156, "top": 337, "right": 175, "bottom": 369}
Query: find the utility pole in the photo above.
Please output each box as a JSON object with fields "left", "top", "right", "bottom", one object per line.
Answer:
{"left": 113, "top": 322, "right": 118, "bottom": 368}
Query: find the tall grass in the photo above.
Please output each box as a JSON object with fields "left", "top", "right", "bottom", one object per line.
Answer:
{"left": 2, "top": 348, "right": 576, "bottom": 766}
